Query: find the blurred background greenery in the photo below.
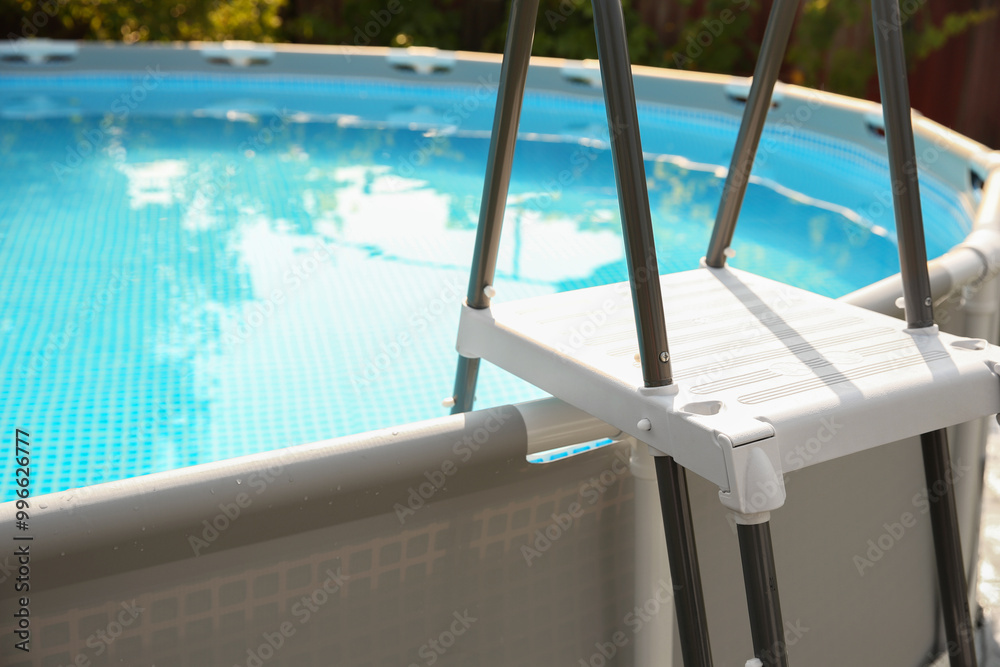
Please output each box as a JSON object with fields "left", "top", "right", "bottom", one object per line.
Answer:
{"left": 1, "top": 0, "right": 997, "bottom": 146}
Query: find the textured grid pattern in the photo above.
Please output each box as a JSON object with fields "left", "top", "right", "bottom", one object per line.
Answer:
{"left": 0, "top": 454, "right": 636, "bottom": 667}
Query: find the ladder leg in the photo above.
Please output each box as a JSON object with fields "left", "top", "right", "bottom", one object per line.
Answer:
{"left": 921, "top": 429, "right": 978, "bottom": 665}
{"left": 871, "top": 0, "right": 978, "bottom": 662}
{"left": 655, "top": 456, "right": 715, "bottom": 666}
{"left": 449, "top": 356, "right": 480, "bottom": 414}
{"left": 589, "top": 0, "right": 711, "bottom": 662}
{"left": 737, "top": 521, "right": 788, "bottom": 667}
{"left": 450, "top": 0, "right": 540, "bottom": 414}
{"left": 705, "top": 0, "right": 799, "bottom": 268}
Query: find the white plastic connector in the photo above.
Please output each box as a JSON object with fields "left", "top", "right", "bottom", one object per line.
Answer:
{"left": 201, "top": 41, "right": 275, "bottom": 67}
{"left": 905, "top": 323, "right": 940, "bottom": 336}
{"left": 560, "top": 60, "right": 602, "bottom": 87}
{"left": 441, "top": 397, "right": 456, "bottom": 408}
{"left": 387, "top": 48, "right": 456, "bottom": 75}
{"left": 0, "top": 39, "right": 78, "bottom": 64}
{"left": 724, "top": 78, "right": 785, "bottom": 107}
{"left": 719, "top": 443, "right": 786, "bottom": 516}
{"left": 483, "top": 285, "right": 497, "bottom": 299}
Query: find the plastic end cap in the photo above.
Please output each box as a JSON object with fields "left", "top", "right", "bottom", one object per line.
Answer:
{"left": 483, "top": 285, "right": 497, "bottom": 299}
{"left": 442, "top": 397, "right": 456, "bottom": 408}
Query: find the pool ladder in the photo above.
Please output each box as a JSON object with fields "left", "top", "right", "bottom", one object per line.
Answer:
{"left": 448, "top": 0, "right": 981, "bottom": 665}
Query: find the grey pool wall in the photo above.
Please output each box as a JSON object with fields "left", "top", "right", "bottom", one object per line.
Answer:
{"left": 1, "top": 41, "right": 999, "bottom": 666}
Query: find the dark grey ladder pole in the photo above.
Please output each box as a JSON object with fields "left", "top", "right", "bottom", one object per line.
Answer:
{"left": 738, "top": 523, "right": 788, "bottom": 667}
{"left": 591, "top": 0, "right": 673, "bottom": 389}
{"left": 449, "top": 0, "right": 540, "bottom": 414}
{"left": 705, "top": 0, "right": 798, "bottom": 268}
{"left": 871, "top": 0, "right": 978, "bottom": 663}
{"left": 590, "top": 0, "right": 713, "bottom": 664}
{"left": 655, "top": 456, "right": 715, "bottom": 666}
{"left": 699, "top": 0, "right": 795, "bottom": 661}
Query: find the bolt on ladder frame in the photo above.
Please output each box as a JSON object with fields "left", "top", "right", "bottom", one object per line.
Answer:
{"left": 705, "top": 0, "right": 979, "bottom": 663}
{"left": 447, "top": 0, "right": 715, "bottom": 664}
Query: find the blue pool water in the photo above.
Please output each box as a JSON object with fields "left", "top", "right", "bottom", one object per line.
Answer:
{"left": 0, "top": 73, "right": 973, "bottom": 500}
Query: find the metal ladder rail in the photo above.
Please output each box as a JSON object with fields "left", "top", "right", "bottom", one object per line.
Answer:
{"left": 701, "top": 0, "right": 799, "bottom": 663}
{"left": 448, "top": 0, "right": 540, "bottom": 416}
{"left": 447, "top": 0, "right": 715, "bottom": 664}
{"left": 590, "top": 1, "right": 715, "bottom": 663}
{"left": 872, "top": 0, "right": 977, "bottom": 662}
{"left": 704, "top": 0, "right": 979, "bottom": 663}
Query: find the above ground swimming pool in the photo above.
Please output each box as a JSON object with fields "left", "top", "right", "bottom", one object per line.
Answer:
{"left": 0, "top": 67, "right": 976, "bottom": 501}
{"left": 2, "top": 43, "right": 999, "bottom": 667}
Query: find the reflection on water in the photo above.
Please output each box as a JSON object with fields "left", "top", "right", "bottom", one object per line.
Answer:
{"left": 0, "top": 110, "right": 971, "bottom": 499}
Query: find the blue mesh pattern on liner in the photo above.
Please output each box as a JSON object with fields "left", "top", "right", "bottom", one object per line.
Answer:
{"left": 0, "top": 75, "right": 972, "bottom": 500}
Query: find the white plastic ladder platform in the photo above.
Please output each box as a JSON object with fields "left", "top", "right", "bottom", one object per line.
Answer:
{"left": 457, "top": 266, "right": 1000, "bottom": 518}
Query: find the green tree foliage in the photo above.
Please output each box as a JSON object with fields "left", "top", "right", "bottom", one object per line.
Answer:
{"left": 2, "top": 0, "right": 990, "bottom": 99}
{"left": 5, "top": 0, "right": 285, "bottom": 43}
{"left": 665, "top": 0, "right": 760, "bottom": 74}
{"left": 787, "top": 0, "right": 995, "bottom": 97}
{"left": 503, "top": 0, "right": 658, "bottom": 63}
{"left": 283, "top": 0, "right": 462, "bottom": 49}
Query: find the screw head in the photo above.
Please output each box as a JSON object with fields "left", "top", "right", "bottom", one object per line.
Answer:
{"left": 659, "top": 352, "right": 670, "bottom": 363}
{"left": 924, "top": 297, "right": 932, "bottom": 307}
